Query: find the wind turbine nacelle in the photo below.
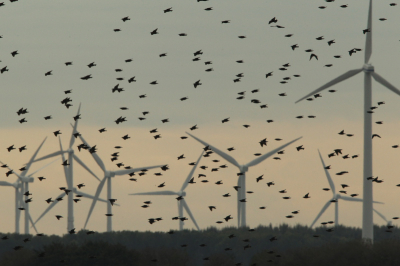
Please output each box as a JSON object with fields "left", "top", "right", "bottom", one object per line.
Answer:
{"left": 21, "top": 177, "right": 34, "bottom": 183}
{"left": 363, "top": 64, "right": 374, "bottom": 72}
{"left": 178, "top": 191, "right": 187, "bottom": 197}
{"left": 240, "top": 165, "right": 248, "bottom": 172}
{"left": 107, "top": 171, "right": 115, "bottom": 178}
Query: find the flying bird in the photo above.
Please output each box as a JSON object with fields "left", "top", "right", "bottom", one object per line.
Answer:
{"left": 81, "top": 74, "right": 92, "bottom": 80}
{"left": 194, "top": 80, "right": 202, "bottom": 88}
{"left": 268, "top": 17, "right": 277, "bottom": 24}
{"left": 296, "top": 145, "right": 304, "bottom": 151}
{"left": 310, "top": 53, "right": 318, "bottom": 60}
{"left": 164, "top": 7, "right": 172, "bottom": 13}
{"left": 7, "top": 145, "right": 15, "bottom": 152}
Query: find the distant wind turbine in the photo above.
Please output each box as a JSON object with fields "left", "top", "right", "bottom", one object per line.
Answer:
{"left": 0, "top": 180, "right": 24, "bottom": 234}
{"left": 310, "top": 150, "right": 383, "bottom": 228}
{"left": 296, "top": 0, "right": 400, "bottom": 243}
{"left": 77, "top": 133, "right": 166, "bottom": 232}
{"left": 186, "top": 132, "right": 302, "bottom": 228}
{"left": 373, "top": 209, "right": 392, "bottom": 227}
{"left": 32, "top": 104, "right": 101, "bottom": 233}
{"left": 0, "top": 137, "right": 51, "bottom": 234}
{"left": 130, "top": 151, "right": 204, "bottom": 231}
{"left": 33, "top": 138, "right": 108, "bottom": 230}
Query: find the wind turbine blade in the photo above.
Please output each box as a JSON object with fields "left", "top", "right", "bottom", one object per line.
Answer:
{"left": 130, "top": 191, "right": 178, "bottom": 196}
{"left": 365, "top": 0, "right": 372, "bottom": 63}
{"left": 0, "top": 160, "right": 23, "bottom": 180}
{"left": 75, "top": 131, "right": 106, "bottom": 173}
{"left": 83, "top": 176, "right": 107, "bottom": 229}
{"left": 371, "top": 72, "right": 400, "bottom": 96}
{"left": 0, "top": 161, "right": 24, "bottom": 183}
{"left": 245, "top": 137, "right": 302, "bottom": 167}
{"left": 186, "top": 132, "right": 240, "bottom": 168}
{"left": 181, "top": 151, "right": 204, "bottom": 192}
{"left": 318, "top": 150, "right": 335, "bottom": 195}
{"left": 181, "top": 199, "right": 200, "bottom": 230}
{"left": 310, "top": 200, "right": 332, "bottom": 228}
{"left": 373, "top": 209, "right": 389, "bottom": 223}
{"left": 295, "top": 69, "right": 363, "bottom": 103}
{"left": 22, "top": 137, "right": 47, "bottom": 175}
{"left": 72, "top": 188, "right": 109, "bottom": 204}
{"left": 33, "top": 192, "right": 64, "bottom": 225}
{"left": 28, "top": 213, "right": 38, "bottom": 234}
{"left": 27, "top": 158, "right": 58, "bottom": 177}
{"left": 69, "top": 103, "right": 81, "bottom": 149}
{"left": 340, "top": 196, "right": 363, "bottom": 202}
{"left": 0, "top": 181, "right": 14, "bottom": 186}
{"left": 32, "top": 150, "right": 64, "bottom": 164}
{"left": 73, "top": 154, "right": 100, "bottom": 182}
{"left": 114, "top": 165, "right": 165, "bottom": 176}
{"left": 340, "top": 195, "right": 384, "bottom": 204}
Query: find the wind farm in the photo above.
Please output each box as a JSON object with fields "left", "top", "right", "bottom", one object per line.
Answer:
{"left": 1, "top": 0, "right": 400, "bottom": 261}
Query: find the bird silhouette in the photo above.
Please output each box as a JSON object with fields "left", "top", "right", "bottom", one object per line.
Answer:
{"left": 7, "top": 145, "right": 15, "bottom": 152}
{"left": 0, "top": 66, "right": 9, "bottom": 74}
{"left": 310, "top": 53, "right": 318, "bottom": 60}
{"left": 194, "top": 80, "right": 202, "bottom": 88}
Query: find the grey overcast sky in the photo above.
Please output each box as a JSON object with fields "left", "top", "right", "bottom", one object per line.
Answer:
{"left": 1, "top": 0, "right": 400, "bottom": 235}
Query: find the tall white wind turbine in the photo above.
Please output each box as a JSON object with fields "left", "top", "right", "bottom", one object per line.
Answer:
{"left": 130, "top": 151, "right": 204, "bottom": 231}
{"left": 186, "top": 132, "right": 302, "bottom": 228}
{"left": 32, "top": 104, "right": 101, "bottom": 233}
{"left": 310, "top": 150, "right": 383, "bottom": 228}
{"left": 295, "top": 0, "right": 400, "bottom": 243}
{"left": 77, "top": 133, "right": 165, "bottom": 232}
{"left": 0, "top": 137, "right": 49, "bottom": 234}
{"left": 5, "top": 159, "right": 57, "bottom": 234}
{"left": 0, "top": 180, "right": 23, "bottom": 233}
{"left": 33, "top": 138, "right": 109, "bottom": 230}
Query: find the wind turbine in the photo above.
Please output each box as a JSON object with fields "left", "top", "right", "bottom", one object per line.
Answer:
{"left": 32, "top": 104, "right": 101, "bottom": 233}
{"left": 33, "top": 138, "right": 109, "bottom": 229}
{"left": 77, "top": 133, "right": 166, "bottom": 232}
{"left": 186, "top": 132, "right": 302, "bottom": 228}
{"left": 130, "top": 151, "right": 204, "bottom": 231}
{"left": 373, "top": 209, "right": 392, "bottom": 227}
{"left": 0, "top": 137, "right": 50, "bottom": 234}
{"left": 0, "top": 180, "right": 23, "bottom": 233}
{"left": 0, "top": 158, "right": 57, "bottom": 234}
{"left": 295, "top": 0, "right": 400, "bottom": 242}
{"left": 310, "top": 150, "right": 383, "bottom": 228}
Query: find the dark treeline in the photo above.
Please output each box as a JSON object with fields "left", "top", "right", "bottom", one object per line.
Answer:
{"left": 0, "top": 224, "right": 399, "bottom": 266}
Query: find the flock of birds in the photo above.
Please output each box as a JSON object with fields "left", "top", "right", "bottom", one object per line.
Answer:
{"left": 0, "top": 0, "right": 400, "bottom": 263}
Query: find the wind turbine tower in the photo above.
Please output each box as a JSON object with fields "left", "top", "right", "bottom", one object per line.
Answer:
{"left": 296, "top": 0, "right": 400, "bottom": 243}
{"left": 186, "top": 132, "right": 301, "bottom": 228}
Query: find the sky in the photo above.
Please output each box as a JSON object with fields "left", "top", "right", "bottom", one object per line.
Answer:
{"left": 1, "top": 0, "right": 400, "bottom": 236}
